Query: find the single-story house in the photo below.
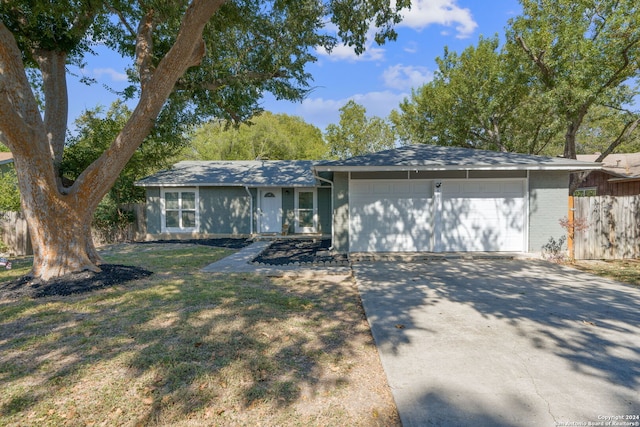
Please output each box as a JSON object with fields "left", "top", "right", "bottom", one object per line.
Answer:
{"left": 574, "top": 153, "right": 640, "bottom": 196}
{"left": 136, "top": 144, "right": 600, "bottom": 254}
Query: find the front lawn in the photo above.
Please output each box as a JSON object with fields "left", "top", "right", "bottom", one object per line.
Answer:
{"left": 0, "top": 243, "right": 397, "bottom": 426}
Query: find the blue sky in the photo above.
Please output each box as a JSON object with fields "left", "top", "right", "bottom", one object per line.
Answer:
{"left": 67, "top": 0, "right": 522, "bottom": 132}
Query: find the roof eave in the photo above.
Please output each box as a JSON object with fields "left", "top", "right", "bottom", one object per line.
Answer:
{"left": 313, "top": 164, "right": 602, "bottom": 172}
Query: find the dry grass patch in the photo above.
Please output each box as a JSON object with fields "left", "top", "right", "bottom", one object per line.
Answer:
{"left": 572, "top": 258, "right": 640, "bottom": 287}
{"left": 0, "top": 243, "right": 398, "bottom": 426}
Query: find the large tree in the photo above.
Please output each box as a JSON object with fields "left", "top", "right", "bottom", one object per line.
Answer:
{"left": 507, "top": 0, "right": 640, "bottom": 161}
{"left": 325, "top": 100, "right": 396, "bottom": 159}
{"left": 183, "top": 112, "right": 327, "bottom": 161}
{"left": 390, "top": 35, "right": 565, "bottom": 154}
{"left": 0, "top": 0, "right": 410, "bottom": 281}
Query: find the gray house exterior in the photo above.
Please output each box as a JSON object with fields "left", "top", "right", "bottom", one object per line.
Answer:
{"left": 136, "top": 145, "right": 600, "bottom": 254}
{"left": 136, "top": 160, "right": 333, "bottom": 238}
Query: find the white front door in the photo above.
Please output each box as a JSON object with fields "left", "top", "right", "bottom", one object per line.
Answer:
{"left": 259, "top": 188, "right": 282, "bottom": 233}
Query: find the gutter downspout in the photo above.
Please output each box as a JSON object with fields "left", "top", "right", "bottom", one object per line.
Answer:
{"left": 313, "top": 172, "right": 334, "bottom": 250}
{"left": 244, "top": 186, "right": 253, "bottom": 235}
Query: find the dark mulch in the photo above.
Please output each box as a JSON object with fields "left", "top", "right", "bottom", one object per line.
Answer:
{"left": 252, "top": 239, "right": 349, "bottom": 266}
{"left": 140, "top": 238, "right": 252, "bottom": 249}
{"left": 0, "top": 264, "right": 153, "bottom": 300}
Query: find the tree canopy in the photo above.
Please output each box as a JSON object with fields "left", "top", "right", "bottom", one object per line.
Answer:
{"left": 0, "top": 0, "right": 411, "bottom": 280}
{"left": 325, "top": 100, "right": 396, "bottom": 159}
{"left": 391, "top": 0, "right": 640, "bottom": 167}
{"left": 390, "top": 35, "right": 564, "bottom": 154}
{"left": 507, "top": 0, "right": 640, "bottom": 159}
{"left": 182, "top": 112, "right": 327, "bottom": 161}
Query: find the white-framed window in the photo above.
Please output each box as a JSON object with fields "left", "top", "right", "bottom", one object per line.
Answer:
{"left": 294, "top": 188, "right": 317, "bottom": 233}
{"left": 161, "top": 188, "right": 199, "bottom": 232}
{"left": 573, "top": 187, "right": 597, "bottom": 197}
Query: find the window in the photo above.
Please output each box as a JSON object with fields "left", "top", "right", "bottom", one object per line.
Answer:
{"left": 295, "top": 189, "right": 317, "bottom": 233}
{"left": 162, "top": 188, "right": 198, "bottom": 232}
{"left": 573, "top": 187, "right": 597, "bottom": 197}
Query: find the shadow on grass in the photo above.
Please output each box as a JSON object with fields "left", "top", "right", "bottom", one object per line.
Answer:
{"left": 0, "top": 246, "right": 390, "bottom": 425}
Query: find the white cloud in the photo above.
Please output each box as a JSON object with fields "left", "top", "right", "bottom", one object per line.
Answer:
{"left": 383, "top": 64, "right": 433, "bottom": 91}
{"left": 398, "top": 0, "right": 477, "bottom": 39}
{"left": 296, "top": 91, "right": 409, "bottom": 130}
{"left": 93, "top": 67, "right": 128, "bottom": 82}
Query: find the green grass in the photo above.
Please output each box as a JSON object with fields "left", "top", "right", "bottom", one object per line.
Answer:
{"left": 0, "top": 243, "right": 398, "bottom": 427}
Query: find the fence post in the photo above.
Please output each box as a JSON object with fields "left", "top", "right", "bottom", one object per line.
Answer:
{"left": 567, "top": 195, "right": 575, "bottom": 259}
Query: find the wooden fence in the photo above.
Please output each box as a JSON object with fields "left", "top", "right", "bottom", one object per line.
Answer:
{"left": 0, "top": 204, "right": 146, "bottom": 256}
{"left": 573, "top": 195, "right": 640, "bottom": 260}
{"left": 0, "top": 211, "right": 32, "bottom": 256}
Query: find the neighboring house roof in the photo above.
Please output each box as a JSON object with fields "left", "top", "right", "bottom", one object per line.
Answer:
{"left": 0, "top": 152, "right": 13, "bottom": 166}
{"left": 315, "top": 144, "right": 601, "bottom": 172}
{"left": 576, "top": 152, "right": 640, "bottom": 182}
{"left": 135, "top": 160, "right": 318, "bottom": 187}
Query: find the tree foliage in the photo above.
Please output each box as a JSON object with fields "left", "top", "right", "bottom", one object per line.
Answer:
{"left": 390, "top": 35, "right": 564, "bottom": 154}
{"left": 183, "top": 112, "right": 327, "bottom": 161}
{"left": 507, "top": 0, "right": 640, "bottom": 159}
{"left": 0, "top": 167, "right": 21, "bottom": 212}
{"left": 0, "top": 0, "right": 411, "bottom": 280}
{"left": 325, "top": 100, "right": 396, "bottom": 159}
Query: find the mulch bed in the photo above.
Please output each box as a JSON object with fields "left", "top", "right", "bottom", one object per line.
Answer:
{"left": 0, "top": 264, "right": 153, "bottom": 300}
{"left": 252, "top": 239, "right": 349, "bottom": 266}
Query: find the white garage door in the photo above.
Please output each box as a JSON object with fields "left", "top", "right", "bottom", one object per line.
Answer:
{"left": 439, "top": 180, "right": 525, "bottom": 252}
{"left": 349, "top": 180, "right": 433, "bottom": 252}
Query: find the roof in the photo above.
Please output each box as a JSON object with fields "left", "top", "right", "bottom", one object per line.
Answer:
{"left": 576, "top": 153, "right": 640, "bottom": 181}
{"left": 315, "top": 144, "right": 601, "bottom": 172}
{"left": 0, "top": 152, "right": 13, "bottom": 165}
{"left": 135, "top": 160, "right": 318, "bottom": 188}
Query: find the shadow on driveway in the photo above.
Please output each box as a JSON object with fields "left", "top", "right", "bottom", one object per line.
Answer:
{"left": 354, "top": 259, "right": 640, "bottom": 427}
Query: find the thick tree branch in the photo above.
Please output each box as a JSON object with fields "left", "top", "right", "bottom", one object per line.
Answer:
{"left": 73, "top": 0, "right": 227, "bottom": 207}
{"left": 0, "top": 23, "right": 46, "bottom": 154}
{"left": 33, "top": 49, "right": 68, "bottom": 170}
{"left": 136, "top": 9, "right": 155, "bottom": 92}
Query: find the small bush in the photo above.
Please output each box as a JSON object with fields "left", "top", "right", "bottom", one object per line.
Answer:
{"left": 542, "top": 235, "right": 567, "bottom": 263}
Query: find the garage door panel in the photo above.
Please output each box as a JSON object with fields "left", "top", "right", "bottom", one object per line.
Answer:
{"left": 441, "top": 180, "right": 525, "bottom": 252}
{"left": 350, "top": 180, "right": 433, "bottom": 252}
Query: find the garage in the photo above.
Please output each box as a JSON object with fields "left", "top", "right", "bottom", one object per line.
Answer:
{"left": 349, "top": 178, "right": 526, "bottom": 253}
{"left": 314, "top": 144, "right": 600, "bottom": 255}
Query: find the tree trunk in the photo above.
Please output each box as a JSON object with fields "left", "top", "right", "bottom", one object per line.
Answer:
{"left": 27, "top": 203, "right": 101, "bottom": 281}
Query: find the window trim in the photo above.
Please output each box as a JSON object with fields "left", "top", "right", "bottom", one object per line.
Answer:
{"left": 161, "top": 187, "right": 199, "bottom": 233}
{"left": 294, "top": 188, "right": 317, "bottom": 233}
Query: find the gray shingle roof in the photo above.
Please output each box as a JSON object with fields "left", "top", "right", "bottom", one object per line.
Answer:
{"left": 135, "top": 160, "right": 317, "bottom": 187}
{"left": 315, "top": 144, "right": 602, "bottom": 171}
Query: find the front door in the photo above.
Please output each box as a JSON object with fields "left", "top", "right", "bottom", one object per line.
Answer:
{"left": 259, "top": 188, "right": 282, "bottom": 233}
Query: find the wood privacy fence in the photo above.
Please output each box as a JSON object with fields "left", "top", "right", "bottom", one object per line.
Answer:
{"left": 0, "top": 211, "right": 32, "bottom": 256}
{"left": 0, "top": 204, "right": 146, "bottom": 256}
{"left": 573, "top": 195, "right": 640, "bottom": 260}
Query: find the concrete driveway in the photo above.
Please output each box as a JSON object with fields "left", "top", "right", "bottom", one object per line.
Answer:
{"left": 353, "top": 259, "right": 640, "bottom": 427}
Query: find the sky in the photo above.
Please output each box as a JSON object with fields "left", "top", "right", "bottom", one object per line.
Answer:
{"left": 66, "top": 0, "right": 523, "bottom": 133}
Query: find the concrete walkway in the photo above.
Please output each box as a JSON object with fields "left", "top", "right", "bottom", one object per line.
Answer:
{"left": 201, "top": 240, "right": 351, "bottom": 276}
{"left": 353, "top": 258, "right": 640, "bottom": 427}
